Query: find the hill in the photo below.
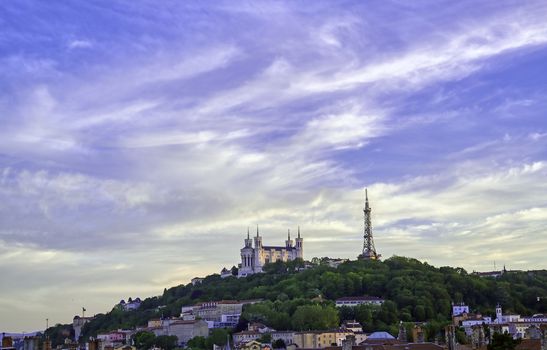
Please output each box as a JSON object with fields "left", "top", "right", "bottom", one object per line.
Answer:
{"left": 72, "top": 256, "right": 547, "bottom": 343}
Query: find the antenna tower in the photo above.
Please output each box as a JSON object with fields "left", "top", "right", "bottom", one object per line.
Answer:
{"left": 359, "top": 189, "right": 380, "bottom": 260}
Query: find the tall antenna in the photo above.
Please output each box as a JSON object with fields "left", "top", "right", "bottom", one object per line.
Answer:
{"left": 359, "top": 189, "right": 380, "bottom": 260}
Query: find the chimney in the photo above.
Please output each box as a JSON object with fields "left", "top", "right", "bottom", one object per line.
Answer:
{"left": 541, "top": 325, "right": 547, "bottom": 350}
{"left": 445, "top": 325, "right": 456, "bottom": 350}
{"left": 342, "top": 335, "right": 356, "bottom": 350}
{"left": 398, "top": 322, "right": 407, "bottom": 342}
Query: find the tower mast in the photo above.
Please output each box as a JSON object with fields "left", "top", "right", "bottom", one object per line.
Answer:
{"left": 359, "top": 189, "right": 380, "bottom": 260}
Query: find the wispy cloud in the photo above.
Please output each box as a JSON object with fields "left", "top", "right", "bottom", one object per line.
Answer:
{"left": 1, "top": 0, "right": 547, "bottom": 331}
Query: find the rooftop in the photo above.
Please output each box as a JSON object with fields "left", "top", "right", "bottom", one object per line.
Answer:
{"left": 336, "top": 296, "right": 384, "bottom": 302}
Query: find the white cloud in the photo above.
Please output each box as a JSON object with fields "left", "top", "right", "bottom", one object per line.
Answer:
{"left": 68, "top": 39, "right": 93, "bottom": 49}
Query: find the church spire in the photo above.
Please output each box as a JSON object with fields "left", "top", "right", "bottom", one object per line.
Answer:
{"left": 247, "top": 227, "right": 250, "bottom": 239}
{"left": 298, "top": 226, "right": 301, "bottom": 238}
{"left": 288, "top": 229, "right": 291, "bottom": 240}
{"left": 256, "top": 225, "right": 259, "bottom": 237}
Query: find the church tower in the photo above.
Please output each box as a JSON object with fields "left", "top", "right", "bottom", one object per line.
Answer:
{"left": 285, "top": 229, "right": 293, "bottom": 249}
{"left": 245, "top": 227, "right": 252, "bottom": 248}
{"left": 254, "top": 225, "right": 263, "bottom": 249}
{"left": 253, "top": 226, "right": 263, "bottom": 272}
{"left": 295, "top": 226, "right": 303, "bottom": 259}
{"left": 239, "top": 227, "right": 255, "bottom": 277}
{"left": 358, "top": 189, "right": 380, "bottom": 260}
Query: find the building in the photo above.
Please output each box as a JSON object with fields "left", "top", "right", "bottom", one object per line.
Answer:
{"left": 233, "top": 331, "right": 261, "bottom": 345}
{"left": 118, "top": 298, "right": 142, "bottom": 311}
{"left": 452, "top": 303, "right": 470, "bottom": 316}
{"left": 149, "top": 319, "right": 208, "bottom": 346}
{"left": 195, "top": 300, "right": 243, "bottom": 323}
{"left": 473, "top": 265, "right": 507, "bottom": 278}
{"left": 325, "top": 258, "right": 349, "bottom": 268}
{"left": 494, "top": 304, "right": 521, "bottom": 324}
{"left": 1, "top": 334, "right": 15, "bottom": 350}
{"left": 220, "top": 268, "right": 233, "bottom": 278}
{"left": 73, "top": 315, "right": 94, "bottom": 341}
{"left": 238, "top": 341, "right": 272, "bottom": 350}
{"left": 168, "top": 320, "right": 209, "bottom": 346}
{"left": 341, "top": 321, "right": 363, "bottom": 333}
{"left": 320, "top": 340, "right": 444, "bottom": 350}
{"left": 271, "top": 332, "right": 295, "bottom": 346}
{"left": 238, "top": 227, "right": 303, "bottom": 278}
{"left": 335, "top": 296, "right": 384, "bottom": 307}
{"left": 97, "top": 331, "right": 127, "bottom": 347}
{"left": 293, "top": 330, "right": 354, "bottom": 349}
{"left": 23, "top": 336, "right": 41, "bottom": 350}
{"left": 147, "top": 319, "right": 162, "bottom": 328}
{"left": 191, "top": 277, "right": 204, "bottom": 286}
{"left": 181, "top": 300, "right": 260, "bottom": 329}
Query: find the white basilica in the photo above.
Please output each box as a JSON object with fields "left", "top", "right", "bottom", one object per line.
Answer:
{"left": 238, "top": 227, "right": 303, "bottom": 277}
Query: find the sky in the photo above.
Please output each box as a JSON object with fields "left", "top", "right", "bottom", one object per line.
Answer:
{"left": 1, "top": 0, "right": 547, "bottom": 331}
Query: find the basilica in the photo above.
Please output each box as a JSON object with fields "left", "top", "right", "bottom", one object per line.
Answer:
{"left": 238, "top": 227, "right": 303, "bottom": 277}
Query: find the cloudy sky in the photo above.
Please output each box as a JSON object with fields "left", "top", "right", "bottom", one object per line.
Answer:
{"left": 2, "top": 0, "right": 547, "bottom": 331}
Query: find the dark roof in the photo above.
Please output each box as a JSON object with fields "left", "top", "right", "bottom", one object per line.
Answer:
{"left": 516, "top": 339, "right": 540, "bottom": 350}
{"left": 262, "top": 246, "right": 296, "bottom": 251}
{"left": 171, "top": 320, "right": 201, "bottom": 325}
{"left": 336, "top": 296, "right": 384, "bottom": 302}
{"left": 294, "top": 329, "right": 352, "bottom": 335}
{"left": 234, "top": 331, "right": 261, "bottom": 336}
{"left": 325, "top": 343, "right": 443, "bottom": 350}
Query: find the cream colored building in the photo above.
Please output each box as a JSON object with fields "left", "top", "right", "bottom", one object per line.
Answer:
{"left": 194, "top": 300, "right": 243, "bottom": 322}
{"left": 293, "top": 330, "right": 353, "bottom": 349}
{"left": 238, "top": 228, "right": 303, "bottom": 277}
{"left": 169, "top": 320, "right": 209, "bottom": 345}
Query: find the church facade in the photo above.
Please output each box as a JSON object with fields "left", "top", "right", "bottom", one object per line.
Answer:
{"left": 238, "top": 227, "right": 303, "bottom": 277}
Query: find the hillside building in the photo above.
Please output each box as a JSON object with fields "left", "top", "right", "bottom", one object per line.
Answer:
{"left": 238, "top": 227, "right": 303, "bottom": 278}
{"left": 335, "top": 296, "right": 385, "bottom": 307}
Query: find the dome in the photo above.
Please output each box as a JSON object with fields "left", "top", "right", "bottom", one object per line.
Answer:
{"left": 367, "top": 331, "right": 395, "bottom": 339}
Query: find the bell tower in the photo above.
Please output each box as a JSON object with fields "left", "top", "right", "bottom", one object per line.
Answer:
{"left": 295, "top": 226, "right": 303, "bottom": 259}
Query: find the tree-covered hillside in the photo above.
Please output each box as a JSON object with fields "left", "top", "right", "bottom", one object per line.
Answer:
{"left": 80, "top": 256, "right": 547, "bottom": 341}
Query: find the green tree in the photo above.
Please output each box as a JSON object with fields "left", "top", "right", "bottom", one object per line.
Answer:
{"left": 292, "top": 304, "right": 339, "bottom": 331}
{"left": 134, "top": 331, "right": 156, "bottom": 350}
{"left": 187, "top": 336, "right": 207, "bottom": 350}
{"left": 258, "top": 333, "right": 272, "bottom": 343}
{"left": 487, "top": 332, "right": 521, "bottom": 350}
{"left": 205, "top": 329, "right": 229, "bottom": 350}
{"left": 155, "top": 335, "right": 178, "bottom": 350}
{"left": 272, "top": 339, "right": 286, "bottom": 349}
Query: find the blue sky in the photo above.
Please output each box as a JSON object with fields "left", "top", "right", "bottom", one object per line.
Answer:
{"left": 1, "top": 0, "right": 547, "bottom": 331}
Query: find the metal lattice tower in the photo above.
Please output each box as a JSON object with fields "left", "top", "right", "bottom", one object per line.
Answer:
{"left": 359, "top": 189, "right": 380, "bottom": 260}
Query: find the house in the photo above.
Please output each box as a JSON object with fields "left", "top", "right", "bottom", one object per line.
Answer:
{"left": 293, "top": 330, "right": 354, "bottom": 349}
{"left": 169, "top": 320, "right": 209, "bottom": 346}
{"left": 341, "top": 320, "right": 362, "bottom": 333}
{"left": 73, "top": 316, "right": 94, "bottom": 341}
{"left": 233, "top": 331, "right": 261, "bottom": 345}
{"left": 325, "top": 258, "right": 349, "bottom": 268}
{"left": 147, "top": 319, "right": 162, "bottom": 328}
{"left": 182, "top": 299, "right": 261, "bottom": 328}
{"left": 221, "top": 268, "right": 233, "bottom": 278}
{"left": 239, "top": 341, "right": 272, "bottom": 350}
{"left": 97, "top": 330, "right": 133, "bottom": 347}
{"left": 335, "top": 296, "right": 384, "bottom": 308}
{"left": 271, "top": 332, "right": 295, "bottom": 346}
{"left": 191, "top": 277, "right": 204, "bottom": 286}
{"left": 149, "top": 319, "right": 208, "bottom": 346}
{"left": 248, "top": 323, "right": 275, "bottom": 333}
{"left": 119, "top": 298, "right": 142, "bottom": 311}
{"left": 452, "top": 303, "right": 470, "bottom": 316}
